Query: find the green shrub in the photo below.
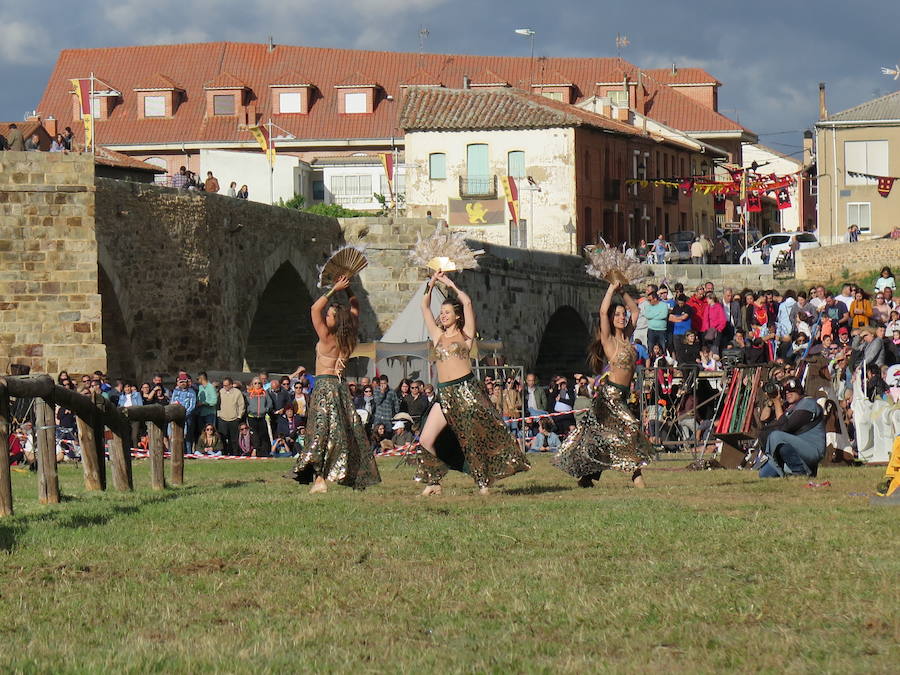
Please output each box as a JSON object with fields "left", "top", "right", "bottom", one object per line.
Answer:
{"left": 304, "top": 203, "right": 369, "bottom": 218}
{"left": 283, "top": 194, "right": 306, "bottom": 210}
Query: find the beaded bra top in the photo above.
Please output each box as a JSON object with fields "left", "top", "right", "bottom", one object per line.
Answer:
{"left": 609, "top": 340, "right": 637, "bottom": 371}
{"left": 428, "top": 338, "right": 470, "bottom": 363}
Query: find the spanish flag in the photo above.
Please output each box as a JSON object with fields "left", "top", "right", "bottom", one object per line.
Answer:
{"left": 500, "top": 175, "right": 520, "bottom": 224}
{"left": 380, "top": 153, "right": 394, "bottom": 198}
{"left": 70, "top": 78, "right": 93, "bottom": 149}
{"left": 249, "top": 124, "right": 275, "bottom": 165}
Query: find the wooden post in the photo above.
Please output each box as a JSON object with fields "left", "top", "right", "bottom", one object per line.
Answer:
{"left": 75, "top": 407, "right": 103, "bottom": 491}
{"left": 107, "top": 424, "right": 133, "bottom": 491}
{"left": 170, "top": 420, "right": 185, "bottom": 486}
{"left": 0, "top": 385, "right": 13, "bottom": 516}
{"left": 34, "top": 399, "right": 60, "bottom": 504}
{"left": 148, "top": 422, "right": 166, "bottom": 491}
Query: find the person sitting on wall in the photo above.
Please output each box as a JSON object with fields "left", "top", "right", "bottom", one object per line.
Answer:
{"left": 757, "top": 377, "right": 826, "bottom": 478}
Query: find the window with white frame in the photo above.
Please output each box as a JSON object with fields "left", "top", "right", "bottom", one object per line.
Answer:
{"left": 380, "top": 173, "right": 406, "bottom": 196}
{"left": 344, "top": 92, "right": 367, "bottom": 114}
{"left": 213, "top": 94, "right": 235, "bottom": 116}
{"left": 507, "top": 150, "right": 525, "bottom": 178}
{"left": 429, "top": 153, "right": 446, "bottom": 180}
{"left": 143, "top": 95, "right": 166, "bottom": 117}
{"left": 608, "top": 90, "right": 628, "bottom": 107}
{"left": 847, "top": 202, "right": 871, "bottom": 233}
{"left": 331, "top": 174, "right": 373, "bottom": 197}
{"left": 845, "top": 140, "right": 888, "bottom": 185}
{"left": 81, "top": 96, "right": 101, "bottom": 119}
{"left": 509, "top": 219, "right": 527, "bottom": 248}
{"left": 279, "top": 92, "right": 303, "bottom": 113}
{"left": 542, "top": 91, "right": 563, "bottom": 101}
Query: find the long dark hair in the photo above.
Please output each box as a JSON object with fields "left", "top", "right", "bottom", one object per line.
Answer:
{"left": 328, "top": 302, "right": 359, "bottom": 358}
{"left": 587, "top": 301, "right": 626, "bottom": 374}
{"left": 441, "top": 298, "right": 466, "bottom": 333}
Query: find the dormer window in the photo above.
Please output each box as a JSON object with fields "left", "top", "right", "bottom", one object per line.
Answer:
{"left": 134, "top": 74, "right": 183, "bottom": 119}
{"left": 470, "top": 70, "right": 510, "bottom": 88}
{"left": 270, "top": 72, "right": 315, "bottom": 115}
{"left": 203, "top": 73, "right": 250, "bottom": 118}
{"left": 334, "top": 72, "right": 380, "bottom": 114}
{"left": 70, "top": 77, "right": 120, "bottom": 120}
{"left": 531, "top": 72, "right": 574, "bottom": 104}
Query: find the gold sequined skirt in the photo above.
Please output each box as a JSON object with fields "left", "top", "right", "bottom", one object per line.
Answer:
{"left": 415, "top": 374, "right": 530, "bottom": 488}
{"left": 553, "top": 381, "right": 653, "bottom": 477}
{"left": 291, "top": 376, "right": 381, "bottom": 489}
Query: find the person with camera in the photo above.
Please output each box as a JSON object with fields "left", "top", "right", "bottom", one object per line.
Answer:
{"left": 756, "top": 377, "right": 826, "bottom": 478}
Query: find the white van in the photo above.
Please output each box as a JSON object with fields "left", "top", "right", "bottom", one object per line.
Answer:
{"left": 739, "top": 232, "right": 819, "bottom": 265}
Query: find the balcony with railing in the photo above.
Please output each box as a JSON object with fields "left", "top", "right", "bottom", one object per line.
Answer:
{"left": 662, "top": 186, "right": 679, "bottom": 204}
{"left": 459, "top": 174, "right": 498, "bottom": 199}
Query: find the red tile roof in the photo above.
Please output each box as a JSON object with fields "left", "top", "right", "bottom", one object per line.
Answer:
{"left": 470, "top": 69, "right": 510, "bottom": 86}
{"left": 532, "top": 70, "right": 574, "bottom": 87}
{"left": 270, "top": 70, "right": 315, "bottom": 87}
{"left": 94, "top": 146, "right": 165, "bottom": 172}
{"left": 335, "top": 71, "right": 379, "bottom": 88}
{"left": 400, "top": 68, "right": 443, "bottom": 87}
{"left": 134, "top": 74, "right": 183, "bottom": 91}
{"left": 644, "top": 67, "right": 721, "bottom": 86}
{"left": 401, "top": 87, "right": 641, "bottom": 136}
{"left": 36, "top": 42, "right": 750, "bottom": 147}
{"left": 204, "top": 72, "right": 249, "bottom": 89}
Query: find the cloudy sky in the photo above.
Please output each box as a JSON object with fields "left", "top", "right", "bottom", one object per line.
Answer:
{"left": 3, "top": 0, "right": 898, "bottom": 155}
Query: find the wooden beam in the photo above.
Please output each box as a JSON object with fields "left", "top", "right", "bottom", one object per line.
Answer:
{"left": 148, "top": 423, "right": 166, "bottom": 491}
{"left": 170, "top": 421, "right": 185, "bottom": 486}
{"left": 34, "top": 399, "right": 60, "bottom": 504}
{"left": 75, "top": 402, "right": 103, "bottom": 492}
{"left": 0, "top": 385, "right": 13, "bottom": 517}
{"left": 107, "top": 430, "right": 133, "bottom": 492}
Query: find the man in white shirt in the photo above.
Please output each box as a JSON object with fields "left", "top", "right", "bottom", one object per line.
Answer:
{"left": 834, "top": 284, "right": 854, "bottom": 311}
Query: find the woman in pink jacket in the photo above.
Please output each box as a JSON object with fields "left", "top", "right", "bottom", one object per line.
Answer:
{"left": 701, "top": 292, "right": 727, "bottom": 351}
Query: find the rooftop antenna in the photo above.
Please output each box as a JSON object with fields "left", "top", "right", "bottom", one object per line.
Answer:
{"left": 418, "top": 25, "right": 430, "bottom": 53}
{"left": 267, "top": 35, "right": 276, "bottom": 52}
{"left": 615, "top": 32, "right": 630, "bottom": 60}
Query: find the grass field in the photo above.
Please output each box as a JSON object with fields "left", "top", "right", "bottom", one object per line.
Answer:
{"left": 1, "top": 456, "right": 897, "bottom": 673}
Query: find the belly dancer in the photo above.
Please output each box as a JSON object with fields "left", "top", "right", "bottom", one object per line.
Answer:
{"left": 289, "top": 276, "right": 380, "bottom": 493}
{"left": 554, "top": 280, "right": 654, "bottom": 488}
{"left": 416, "top": 271, "right": 530, "bottom": 495}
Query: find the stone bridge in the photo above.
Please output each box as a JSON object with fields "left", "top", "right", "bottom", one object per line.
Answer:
{"left": 1, "top": 152, "right": 605, "bottom": 381}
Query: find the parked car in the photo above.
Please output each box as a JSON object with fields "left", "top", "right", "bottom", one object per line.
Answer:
{"left": 739, "top": 232, "right": 819, "bottom": 265}
{"left": 663, "top": 242, "right": 689, "bottom": 264}
{"left": 669, "top": 230, "right": 696, "bottom": 263}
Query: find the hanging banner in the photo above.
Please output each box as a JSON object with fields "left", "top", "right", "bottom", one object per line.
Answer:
{"left": 447, "top": 198, "right": 506, "bottom": 226}
{"left": 776, "top": 188, "right": 792, "bottom": 210}
{"left": 747, "top": 194, "right": 762, "bottom": 213}
{"left": 500, "top": 175, "right": 520, "bottom": 224}
{"left": 877, "top": 177, "right": 895, "bottom": 198}
{"left": 713, "top": 194, "right": 726, "bottom": 214}
{"left": 248, "top": 125, "right": 274, "bottom": 166}
{"left": 380, "top": 153, "right": 394, "bottom": 198}
{"left": 70, "top": 78, "right": 93, "bottom": 149}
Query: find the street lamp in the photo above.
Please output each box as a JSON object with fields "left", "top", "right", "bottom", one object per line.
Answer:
{"left": 514, "top": 28, "right": 536, "bottom": 87}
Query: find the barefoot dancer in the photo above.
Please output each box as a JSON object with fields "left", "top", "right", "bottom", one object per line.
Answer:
{"left": 554, "top": 281, "right": 653, "bottom": 488}
{"left": 289, "top": 276, "right": 380, "bottom": 493}
{"left": 416, "top": 271, "right": 529, "bottom": 495}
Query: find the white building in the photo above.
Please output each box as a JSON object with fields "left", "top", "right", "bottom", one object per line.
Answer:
{"left": 741, "top": 143, "right": 804, "bottom": 232}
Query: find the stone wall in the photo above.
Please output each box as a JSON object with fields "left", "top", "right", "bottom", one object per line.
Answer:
{"left": 795, "top": 239, "right": 900, "bottom": 282}
{"left": 0, "top": 152, "right": 106, "bottom": 376}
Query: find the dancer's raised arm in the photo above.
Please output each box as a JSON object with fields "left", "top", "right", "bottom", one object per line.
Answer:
{"left": 621, "top": 287, "right": 640, "bottom": 329}
{"left": 421, "top": 272, "right": 441, "bottom": 341}
{"left": 598, "top": 281, "right": 619, "bottom": 340}
{"left": 437, "top": 271, "right": 476, "bottom": 340}
{"left": 311, "top": 276, "right": 348, "bottom": 340}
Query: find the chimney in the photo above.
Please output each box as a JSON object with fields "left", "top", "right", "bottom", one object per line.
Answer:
{"left": 802, "top": 130, "right": 813, "bottom": 165}
{"left": 671, "top": 63, "right": 677, "bottom": 76}
{"left": 43, "top": 116, "right": 57, "bottom": 137}
{"left": 818, "top": 82, "right": 827, "bottom": 120}
{"left": 462, "top": 74, "right": 471, "bottom": 89}
{"left": 267, "top": 35, "right": 276, "bottom": 52}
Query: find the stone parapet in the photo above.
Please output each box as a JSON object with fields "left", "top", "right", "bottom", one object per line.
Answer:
{"left": 795, "top": 240, "right": 900, "bottom": 282}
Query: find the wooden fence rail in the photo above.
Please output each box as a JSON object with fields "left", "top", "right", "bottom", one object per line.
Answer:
{"left": 0, "top": 374, "right": 186, "bottom": 517}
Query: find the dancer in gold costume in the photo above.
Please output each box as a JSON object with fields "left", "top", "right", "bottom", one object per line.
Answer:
{"left": 415, "top": 272, "right": 529, "bottom": 495}
{"left": 289, "top": 276, "right": 381, "bottom": 493}
{"left": 554, "top": 281, "right": 654, "bottom": 487}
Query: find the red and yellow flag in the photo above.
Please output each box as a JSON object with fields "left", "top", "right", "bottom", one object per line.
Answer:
{"left": 70, "top": 78, "right": 93, "bottom": 149}
{"left": 249, "top": 125, "right": 275, "bottom": 165}
{"left": 380, "top": 153, "right": 394, "bottom": 198}
{"left": 500, "top": 175, "right": 520, "bottom": 224}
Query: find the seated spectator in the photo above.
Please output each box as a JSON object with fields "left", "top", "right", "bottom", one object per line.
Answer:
{"left": 676, "top": 331, "right": 701, "bottom": 367}
{"left": 370, "top": 423, "right": 390, "bottom": 453}
{"left": 391, "top": 413, "right": 416, "bottom": 448}
{"left": 529, "top": 418, "right": 561, "bottom": 453}
{"left": 237, "top": 185, "right": 249, "bottom": 199}
{"left": 227, "top": 181, "right": 238, "bottom": 197}
{"left": 849, "top": 289, "right": 873, "bottom": 329}
{"left": 50, "top": 134, "right": 67, "bottom": 152}
{"left": 196, "top": 424, "right": 223, "bottom": 457}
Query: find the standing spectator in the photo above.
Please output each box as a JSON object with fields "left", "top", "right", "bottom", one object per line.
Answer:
{"left": 668, "top": 294, "right": 694, "bottom": 353}
{"left": 245, "top": 377, "right": 273, "bottom": 457}
{"left": 642, "top": 290, "right": 670, "bottom": 353}
{"left": 227, "top": 181, "right": 237, "bottom": 197}
{"left": 687, "top": 286, "right": 708, "bottom": 334}
{"left": 699, "top": 233, "right": 713, "bottom": 264}
{"left": 267, "top": 378, "right": 292, "bottom": 441}
{"left": 849, "top": 289, "right": 873, "bottom": 329}
{"left": 170, "top": 376, "right": 197, "bottom": 455}
{"left": 406, "top": 381, "right": 429, "bottom": 430}
{"left": 237, "top": 185, "right": 249, "bottom": 199}
{"left": 848, "top": 224, "right": 860, "bottom": 243}
{"left": 50, "top": 134, "right": 66, "bottom": 152}
{"left": 372, "top": 375, "right": 399, "bottom": 429}
{"left": 25, "top": 133, "right": 42, "bottom": 151}
{"left": 217, "top": 377, "right": 245, "bottom": 455}
{"left": 172, "top": 166, "right": 189, "bottom": 189}
{"left": 636, "top": 239, "right": 649, "bottom": 262}
{"left": 690, "top": 238, "right": 704, "bottom": 264}
{"left": 701, "top": 293, "right": 727, "bottom": 350}
{"left": 776, "top": 290, "right": 799, "bottom": 339}
{"left": 524, "top": 373, "right": 549, "bottom": 420}
{"left": 500, "top": 377, "right": 522, "bottom": 436}
{"left": 204, "top": 171, "right": 220, "bottom": 193}
{"left": 195, "top": 372, "right": 218, "bottom": 435}
{"left": 834, "top": 284, "right": 854, "bottom": 311}
{"left": 63, "top": 127, "right": 75, "bottom": 150}
{"left": 652, "top": 234, "right": 667, "bottom": 264}
{"left": 292, "top": 380, "right": 309, "bottom": 427}
{"left": 395, "top": 378, "right": 413, "bottom": 412}
{"left": 6, "top": 124, "right": 24, "bottom": 151}
{"left": 0, "top": 131, "right": 8, "bottom": 151}
{"left": 119, "top": 382, "right": 143, "bottom": 449}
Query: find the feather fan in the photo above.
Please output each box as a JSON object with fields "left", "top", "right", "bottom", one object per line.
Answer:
{"left": 409, "top": 231, "right": 483, "bottom": 272}
{"left": 317, "top": 245, "right": 368, "bottom": 288}
{"left": 584, "top": 245, "right": 647, "bottom": 285}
